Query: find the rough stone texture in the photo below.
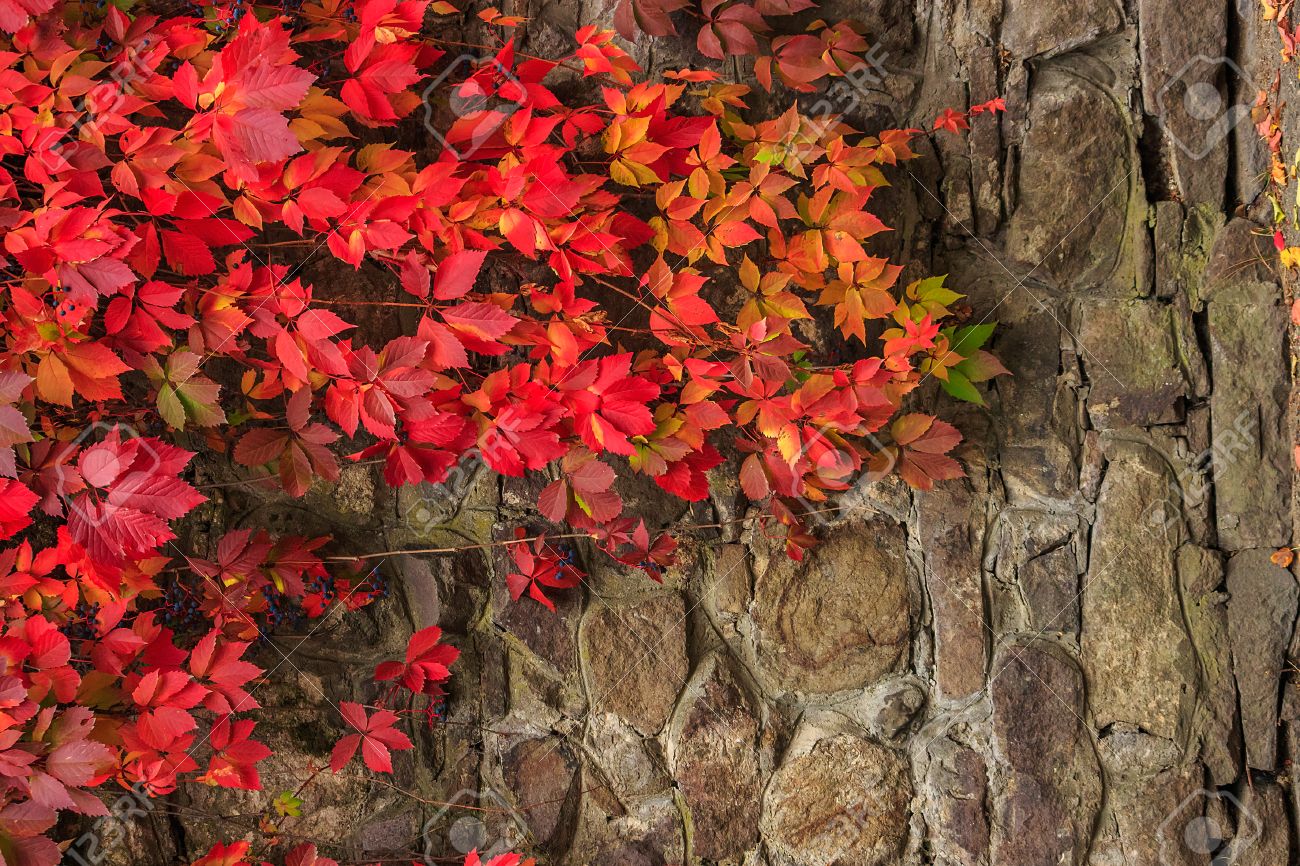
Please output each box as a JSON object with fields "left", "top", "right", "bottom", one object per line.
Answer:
{"left": 100, "top": 0, "right": 1300, "bottom": 863}
{"left": 1082, "top": 439, "right": 1198, "bottom": 742}
{"left": 923, "top": 739, "right": 990, "bottom": 866}
{"left": 1090, "top": 729, "right": 1203, "bottom": 866}
{"left": 1136, "top": 0, "right": 1229, "bottom": 205}
{"left": 752, "top": 516, "right": 911, "bottom": 695}
{"left": 581, "top": 593, "right": 688, "bottom": 735}
{"left": 761, "top": 732, "right": 912, "bottom": 866}
{"left": 1000, "top": 0, "right": 1122, "bottom": 59}
{"left": 990, "top": 305, "right": 1080, "bottom": 504}
{"left": 1077, "top": 300, "right": 1188, "bottom": 428}
{"left": 666, "top": 654, "right": 764, "bottom": 861}
{"left": 1206, "top": 261, "right": 1291, "bottom": 550}
{"left": 1227, "top": 550, "right": 1298, "bottom": 770}
{"left": 1004, "top": 65, "right": 1139, "bottom": 296}
{"left": 919, "top": 477, "right": 989, "bottom": 700}
{"left": 1232, "top": 780, "right": 1290, "bottom": 866}
{"left": 989, "top": 638, "right": 1102, "bottom": 866}
{"left": 1178, "top": 544, "right": 1241, "bottom": 785}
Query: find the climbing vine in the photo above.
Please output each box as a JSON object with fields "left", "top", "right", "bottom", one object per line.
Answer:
{"left": 0, "top": 0, "right": 1002, "bottom": 861}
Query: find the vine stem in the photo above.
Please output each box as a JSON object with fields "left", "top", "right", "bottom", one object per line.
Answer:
{"left": 319, "top": 505, "right": 854, "bottom": 561}
{"left": 323, "top": 532, "right": 593, "bottom": 561}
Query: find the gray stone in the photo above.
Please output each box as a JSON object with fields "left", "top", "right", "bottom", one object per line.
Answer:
{"left": 1178, "top": 545, "right": 1241, "bottom": 784}
{"left": 1207, "top": 294, "right": 1290, "bottom": 550}
{"left": 1227, "top": 549, "right": 1298, "bottom": 770}
{"left": 1006, "top": 67, "right": 1139, "bottom": 296}
{"left": 1078, "top": 300, "right": 1188, "bottom": 428}
{"left": 861, "top": 677, "right": 927, "bottom": 741}
{"left": 1137, "top": 0, "right": 1229, "bottom": 205}
{"left": 584, "top": 712, "right": 670, "bottom": 800}
{"left": 1082, "top": 439, "right": 1198, "bottom": 741}
{"left": 992, "top": 509, "right": 1078, "bottom": 635}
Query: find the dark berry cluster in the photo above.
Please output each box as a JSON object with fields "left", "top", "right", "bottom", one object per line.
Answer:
{"left": 160, "top": 582, "right": 203, "bottom": 629}
{"left": 636, "top": 558, "right": 664, "bottom": 577}
{"left": 59, "top": 600, "right": 101, "bottom": 642}
{"left": 356, "top": 566, "right": 391, "bottom": 604}
{"left": 263, "top": 588, "right": 305, "bottom": 631}
{"left": 304, "top": 572, "right": 336, "bottom": 604}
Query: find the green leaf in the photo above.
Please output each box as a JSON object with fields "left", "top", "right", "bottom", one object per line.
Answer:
{"left": 954, "top": 350, "right": 1010, "bottom": 383}
{"left": 950, "top": 323, "right": 996, "bottom": 357}
{"left": 274, "top": 791, "right": 303, "bottom": 817}
{"left": 911, "top": 275, "right": 962, "bottom": 306}
{"left": 940, "top": 369, "right": 984, "bottom": 404}
{"left": 176, "top": 378, "right": 227, "bottom": 428}
{"left": 146, "top": 350, "right": 228, "bottom": 431}
{"left": 156, "top": 385, "right": 186, "bottom": 430}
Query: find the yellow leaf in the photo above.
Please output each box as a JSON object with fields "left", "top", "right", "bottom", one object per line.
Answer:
{"left": 609, "top": 158, "right": 641, "bottom": 187}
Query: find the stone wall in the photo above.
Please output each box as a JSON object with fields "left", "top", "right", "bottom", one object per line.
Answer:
{"left": 106, "top": 0, "right": 1300, "bottom": 863}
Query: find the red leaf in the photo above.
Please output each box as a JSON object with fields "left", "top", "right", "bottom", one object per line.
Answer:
{"left": 162, "top": 232, "right": 215, "bottom": 276}
{"left": 434, "top": 250, "right": 489, "bottom": 300}
{"left": 441, "top": 302, "right": 519, "bottom": 349}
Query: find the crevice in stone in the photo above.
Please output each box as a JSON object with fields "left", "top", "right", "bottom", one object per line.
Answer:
{"left": 1137, "top": 121, "right": 1181, "bottom": 203}
{"left": 1224, "top": 0, "right": 1245, "bottom": 213}
{"left": 165, "top": 797, "right": 188, "bottom": 861}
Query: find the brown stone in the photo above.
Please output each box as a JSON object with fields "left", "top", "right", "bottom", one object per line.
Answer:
{"left": 990, "top": 638, "right": 1101, "bottom": 866}
{"left": 1000, "top": 0, "right": 1122, "bottom": 58}
{"left": 991, "top": 309, "right": 1080, "bottom": 503}
{"left": 1005, "top": 67, "right": 1138, "bottom": 296}
{"left": 753, "top": 516, "right": 911, "bottom": 694}
{"left": 1019, "top": 545, "right": 1080, "bottom": 637}
{"left": 1227, "top": 549, "right": 1298, "bottom": 770}
{"left": 1231, "top": 780, "right": 1287, "bottom": 865}
{"left": 499, "top": 572, "right": 579, "bottom": 673}
{"left": 919, "top": 479, "right": 989, "bottom": 700}
{"left": 1207, "top": 296, "right": 1290, "bottom": 551}
{"left": 669, "top": 655, "right": 763, "bottom": 861}
{"left": 923, "top": 739, "right": 991, "bottom": 866}
{"left": 1091, "top": 729, "right": 1203, "bottom": 866}
{"left": 1082, "top": 439, "right": 1198, "bottom": 741}
{"left": 501, "top": 737, "right": 578, "bottom": 848}
{"left": 1137, "top": 0, "right": 1229, "bottom": 204}
{"left": 762, "top": 734, "right": 912, "bottom": 866}
{"left": 1178, "top": 545, "right": 1240, "bottom": 785}
{"left": 582, "top": 593, "right": 688, "bottom": 735}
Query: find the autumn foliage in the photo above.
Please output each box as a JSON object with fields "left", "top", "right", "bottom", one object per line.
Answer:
{"left": 0, "top": 0, "right": 1003, "bottom": 860}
